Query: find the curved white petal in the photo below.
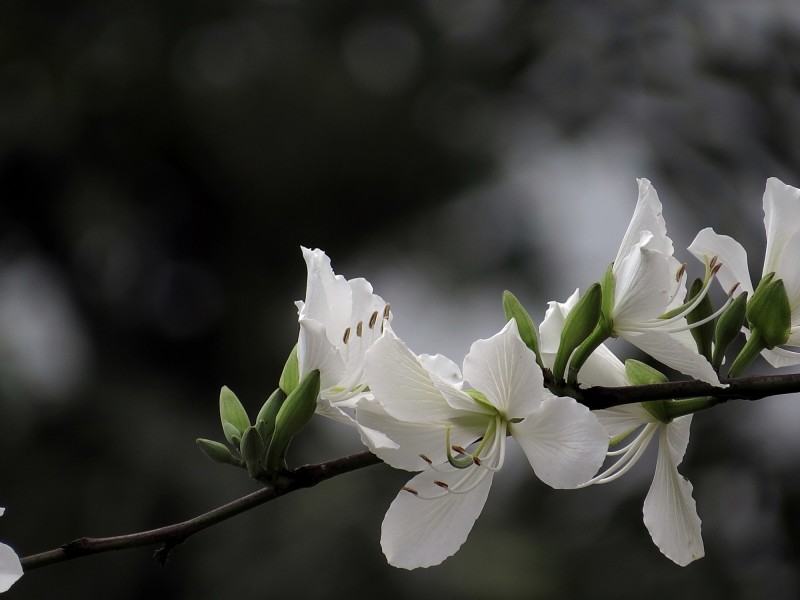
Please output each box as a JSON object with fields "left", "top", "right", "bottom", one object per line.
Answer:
{"left": 574, "top": 343, "right": 629, "bottom": 388}
{"left": 613, "top": 234, "right": 674, "bottom": 325}
{"left": 364, "top": 325, "right": 469, "bottom": 423}
{"left": 643, "top": 417, "right": 704, "bottom": 566}
{"left": 621, "top": 330, "right": 723, "bottom": 386}
{"left": 355, "top": 398, "right": 484, "bottom": 471}
{"left": 462, "top": 320, "right": 543, "bottom": 418}
{"left": 0, "top": 542, "right": 22, "bottom": 593}
{"left": 594, "top": 403, "right": 654, "bottom": 439}
{"left": 614, "top": 178, "right": 673, "bottom": 267}
{"left": 688, "top": 227, "right": 753, "bottom": 296}
{"left": 761, "top": 345, "right": 800, "bottom": 368}
{"left": 297, "top": 318, "right": 346, "bottom": 392}
{"left": 419, "top": 354, "right": 463, "bottom": 387}
{"left": 763, "top": 178, "right": 800, "bottom": 278}
{"left": 776, "top": 229, "right": 800, "bottom": 316}
{"left": 511, "top": 396, "right": 609, "bottom": 488}
{"left": 298, "top": 247, "right": 353, "bottom": 338}
{"left": 538, "top": 289, "right": 581, "bottom": 366}
{"left": 381, "top": 467, "right": 494, "bottom": 569}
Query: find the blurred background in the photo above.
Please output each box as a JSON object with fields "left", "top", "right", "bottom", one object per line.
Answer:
{"left": 2, "top": 0, "right": 800, "bottom": 598}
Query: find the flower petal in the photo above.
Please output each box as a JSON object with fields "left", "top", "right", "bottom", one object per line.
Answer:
{"left": 297, "top": 318, "right": 346, "bottom": 391}
{"left": 462, "top": 320, "right": 543, "bottom": 417}
{"left": 642, "top": 416, "right": 704, "bottom": 566}
{"left": 364, "top": 325, "right": 470, "bottom": 422}
{"left": 776, "top": 229, "right": 800, "bottom": 318}
{"left": 297, "top": 247, "right": 353, "bottom": 339}
{"left": 356, "top": 398, "right": 484, "bottom": 471}
{"left": 538, "top": 289, "right": 581, "bottom": 365}
{"left": 761, "top": 345, "right": 800, "bottom": 368}
{"left": 0, "top": 543, "right": 22, "bottom": 593}
{"left": 574, "top": 343, "right": 629, "bottom": 388}
{"left": 621, "top": 330, "right": 723, "bottom": 386}
{"left": 688, "top": 227, "right": 753, "bottom": 296}
{"left": 614, "top": 178, "right": 673, "bottom": 266}
{"left": 594, "top": 402, "right": 655, "bottom": 439}
{"left": 511, "top": 396, "right": 609, "bottom": 488}
{"left": 381, "top": 467, "right": 494, "bottom": 569}
{"left": 613, "top": 233, "right": 674, "bottom": 325}
{"left": 763, "top": 178, "right": 800, "bottom": 278}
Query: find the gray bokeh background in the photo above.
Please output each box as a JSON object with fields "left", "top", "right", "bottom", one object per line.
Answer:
{"left": 2, "top": 1, "right": 800, "bottom": 598}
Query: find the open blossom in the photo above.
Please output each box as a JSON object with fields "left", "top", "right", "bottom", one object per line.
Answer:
{"left": 358, "top": 320, "right": 608, "bottom": 569}
{"left": 294, "top": 247, "right": 391, "bottom": 423}
{"left": 690, "top": 177, "right": 800, "bottom": 367}
{"left": 0, "top": 509, "right": 22, "bottom": 593}
{"left": 541, "top": 290, "right": 704, "bottom": 565}
{"left": 603, "top": 179, "right": 722, "bottom": 385}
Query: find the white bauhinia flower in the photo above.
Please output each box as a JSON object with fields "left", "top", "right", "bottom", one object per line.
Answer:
{"left": 0, "top": 508, "right": 23, "bottom": 593}
{"left": 601, "top": 179, "right": 723, "bottom": 385}
{"left": 690, "top": 177, "right": 800, "bottom": 367}
{"left": 540, "top": 291, "right": 704, "bottom": 566}
{"left": 294, "top": 247, "right": 391, "bottom": 424}
{"left": 358, "top": 320, "right": 608, "bottom": 569}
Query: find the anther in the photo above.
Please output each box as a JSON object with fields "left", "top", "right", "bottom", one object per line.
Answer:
{"left": 728, "top": 282, "right": 740, "bottom": 296}
{"left": 433, "top": 480, "right": 449, "bottom": 490}
{"left": 451, "top": 445, "right": 467, "bottom": 455}
{"left": 419, "top": 454, "right": 433, "bottom": 465}
{"left": 675, "top": 263, "right": 687, "bottom": 282}
{"left": 383, "top": 304, "right": 391, "bottom": 320}
{"left": 343, "top": 327, "right": 351, "bottom": 344}
{"left": 472, "top": 455, "right": 482, "bottom": 466}
{"left": 711, "top": 262, "right": 723, "bottom": 276}
{"left": 369, "top": 311, "right": 379, "bottom": 329}
{"left": 356, "top": 321, "right": 363, "bottom": 337}
{"left": 709, "top": 256, "right": 718, "bottom": 269}
{"left": 402, "top": 486, "right": 419, "bottom": 495}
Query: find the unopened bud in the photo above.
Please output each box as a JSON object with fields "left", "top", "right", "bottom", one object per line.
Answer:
{"left": 625, "top": 359, "right": 670, "bottom": 424}
{"left": 279, "top": 344, "right": 300, "bottom": 395}
{"left": 219, "top": 386, "right": 250, "bottom": 447}
{"left": 196, "top": 438, "right": 244, "bottom": 467}
{"left": 240, "top": 426, "right": 267, "bottom": 478}
{"left": 265, "top": 369, "right": 320, "bottom": 472}
{"left": 552, "top": 283, "right": 601, "bottom": 381}
{"left": 502, "top": 291, "right": 542, "bottom": 366}
{"left": 746, "top": 273, "right": 791, "bottom": 349}
{"left": 255, "top": 388, "right": 287, "bottom": 445}
{"left": 686, "top": 278, "right": 714, "bottom": 362}
{"left": 712, "top": 291, "right": 748, "bottom": 370}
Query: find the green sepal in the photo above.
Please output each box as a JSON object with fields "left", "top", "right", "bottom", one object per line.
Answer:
{"left": 219, "top": 386, "right": 250, "bottom": 446}
{"left": 240, "top": 426, "right": 267, "bottom": 478}
{"left": 502, "top": 291, "right": 543, "bottom": 368}
{"left": 255, "top": 388, "right": 286, "bottom": 445}
{"left": 196, "top": 438, "right": 245, "bottom": 468}
{"left": 625, "top": 359, "right": 670, "bottom": 423}
{"left": 265, "top": 369, "right": 320, "bottom": 472}
{"left": 746, "top": 273, "right": 791, "bottom": 349}
{"left": 686, "top": 278, "right": 714, "bottom": 362}
{"left": 712, "top": 291, "right": 748, "bottom": 371}
{"left": 465, "top": 389, "right": 495, "bottom": 412}
{"left": 552, "top": 283, "right": 601, "bottom": 381}
{"left": 279, "top": 345, "right": 300, "bottom": 396}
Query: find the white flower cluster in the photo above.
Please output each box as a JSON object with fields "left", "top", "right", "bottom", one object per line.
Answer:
{"left": 292, "top": 177, "right": 800, "bottom": 570}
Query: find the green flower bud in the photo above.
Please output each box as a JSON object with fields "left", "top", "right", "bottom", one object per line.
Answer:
{"left": 219, "top": 386, "right": 250, "bottom": 447}
{"left": 502, "top": 290, "right": 542, "bottom": 366}
{"left": 686, "top": 278, "right": 714, "bottom": 362}
{"left": 196, "top": 438, "right": 244, "bottom": 468}
{"left": 265, "top": 369, "right": 320, "bottom": 473}
{"left": 552, "top": 283, "right": 601, "bottom": 381}
{"left": 599, "top": 263, "right": 616, "bottom": 334}
{"left": 746, "top": 273, "right": 791, "bottom": 349}
{"left": 255, "top": 388, "right": 287, "bottom": 445}
{"left": 712, "top": 291, "right": 748, "bottom": 370}
{"left": 279, "top": 345, "right": 300, "bottom": 396}
{"left": 625, "top": 359, "right": 670, "bottom": 423}
{"left": 240, "top": 426, "right": 267, "bottom": 478}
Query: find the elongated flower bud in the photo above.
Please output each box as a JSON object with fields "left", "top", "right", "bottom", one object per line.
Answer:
{"left": 625, "top": 359, "right": 670, "bottom": 423}
{"left": 552, "top": 283, "right": 601, "bottom": 381}
{"left": 502, "top": 290, "right": 542, "bottom": 367}
{"left": 219, "top": 386, "right": 250, "bottom": 448}
{"left": 746, "top": 273, "right": 791, "bottom": 349}
{"left": 279, "top": 345, "right": 300, "bottom": 395}
{"left": 196, "top": 438, "right": 245, "bottom": 467}
{"left": 265, "top": 369, "right": 320, "bottom": 472}
{"left": 686, "top": 278, "right": 714, "bottom": 362}
{"left": 255, "top": 388, "right": 286, "bottom": 445}
{"left": 712, "top": 292, "right": 747, "bottom": 371}
{"left": 240, "top": 426, "right": 267, "bottom": 478}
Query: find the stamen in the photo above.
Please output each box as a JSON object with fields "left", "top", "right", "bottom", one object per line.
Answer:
{"left": 580, "top": 423, "right": 658, "bottom": 487}
{"left": 434, "top": 480, "right": 449, "bottom": 490}
{"left": 472, "top": 455, "right": 482, "bottom": 466}
{"left": 369, "top": 311, "right": 379, "bottom": 329}
{"left": 419, "top": 454, "right": 433, "bottom": 465}
{"left": 451, "top": 445, "right": 467, "bottom": 455}
{"left": 343, "top": 327, "right": 351, "bottom": 344}
{"left": 356, "top": 321, "right": 363, "bottom": 337}
{"left": 402, "top": 487, "right": 419, "bottom": 495}
{"left": 675, "top": 263, "right": 687, "bottom": 283}
{"left": 383, "top": 304, "right": 391, "bottom": 320}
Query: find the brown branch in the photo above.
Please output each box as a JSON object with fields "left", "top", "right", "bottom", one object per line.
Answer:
{"left": 20, "top": 450, "right": 382, "bottom": 572}
{"left": 548, "top": 372, "right": 800, "bottom": 410}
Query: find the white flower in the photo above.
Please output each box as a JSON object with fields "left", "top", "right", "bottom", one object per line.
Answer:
{"left": 541, "top": 290, "right": 704, "bottom": 566}
{"left": 359, "top": 320, "right": 608, "bottom": 569}
{"left": 590, "top": 404, "right": 703, "bottom": 566}
{"left": 0, "top": 508, "right": 23, "bottom": 593}
{"left": 294, "top": 247, "right": 390, "bottom": 423}
{"left": 689, "top": 177, "right": 800, "bottom": 367}
{"left": 605, "top": 179, "right": 722, "bottom": 385}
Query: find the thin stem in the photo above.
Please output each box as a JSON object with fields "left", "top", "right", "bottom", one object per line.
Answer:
{"left": 20, "top": 450, "right": 382, "bottom": 572}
